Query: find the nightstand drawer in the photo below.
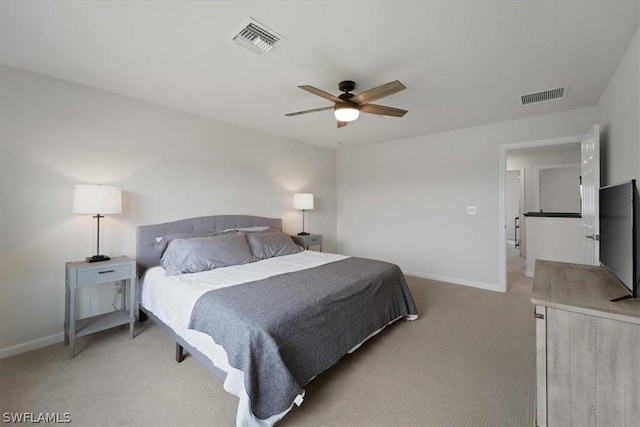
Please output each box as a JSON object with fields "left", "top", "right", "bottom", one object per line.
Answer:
{"left": 291, "top": 234, "right": 323, "bottom": 251}
{"left": 76, "top": 264, "right": 131, "bottom": 285}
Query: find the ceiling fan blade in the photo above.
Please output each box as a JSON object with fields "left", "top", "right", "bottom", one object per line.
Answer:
{"left": 337, "top": 120, "right": 348, "bottom": 128}
{"left": 350, "top": 80, "right": 406, "bottom": 105}
{"left": 360, "top": 103, "right": 408, "bottom": 117}
{"left": 285, "top": 106, "right": 334, "bottom": 116}
{"left": 298, "top": 85, "right": 344, "bottom": 103}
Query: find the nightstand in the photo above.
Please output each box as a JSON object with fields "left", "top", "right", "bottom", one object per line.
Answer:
{"left": 64, "top": 256, "right": 137, "bottom": 359}
{"left": 291, "top": 234, "right": 323, "bottom": 252}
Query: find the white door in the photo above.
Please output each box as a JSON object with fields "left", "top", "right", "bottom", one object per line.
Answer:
{"left": 581, "top": 125, "right": 600, "bottom": 265}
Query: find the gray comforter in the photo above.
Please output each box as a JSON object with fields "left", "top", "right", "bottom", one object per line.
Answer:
{"left": 188, "top": 257, "right": 418, "bottom": 420}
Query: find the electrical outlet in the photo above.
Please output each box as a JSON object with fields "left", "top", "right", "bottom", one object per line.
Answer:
{"left": 466, "top": 206, "right": 477, "bottom": 215}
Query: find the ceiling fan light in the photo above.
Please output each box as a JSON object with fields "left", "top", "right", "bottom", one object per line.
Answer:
{"left": 334, "top": 106, "right": 360, "bottom": 122}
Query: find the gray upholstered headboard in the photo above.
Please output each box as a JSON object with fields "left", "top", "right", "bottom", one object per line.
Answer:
{"left": 136, "top": 214, "right": 282, "bottom": 275}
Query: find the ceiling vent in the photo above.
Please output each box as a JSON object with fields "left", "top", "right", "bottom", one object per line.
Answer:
{"left": 521, "top": 86, "right": 569, "bottom": 105}
{"left": 229, "top": 18, "right": 285, "bottom": 55}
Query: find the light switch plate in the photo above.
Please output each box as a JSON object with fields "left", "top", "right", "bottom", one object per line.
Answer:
{"left": 466, "top": 206, "right": 477, "bottom": 215}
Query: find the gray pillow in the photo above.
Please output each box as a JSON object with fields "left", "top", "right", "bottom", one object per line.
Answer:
{"left": 161, "top": 233, "right": 254, "bottom": 276}
{"left": 154, "top": 229, "right": 236, "bottom": 257}
{"left": 246, "top": 232, "right": 303, "bottom": 261}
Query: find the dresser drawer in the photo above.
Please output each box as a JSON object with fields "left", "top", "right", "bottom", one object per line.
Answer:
{"left": 76, "top": 264, "right": 132, "bottom": 285}
{"left": 306, "top": 236, "right": 321, "bottom": 244}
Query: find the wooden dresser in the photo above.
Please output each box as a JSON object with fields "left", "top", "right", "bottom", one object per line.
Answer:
{"left": 531, "top": 260, "right": 640, "bottom": 427}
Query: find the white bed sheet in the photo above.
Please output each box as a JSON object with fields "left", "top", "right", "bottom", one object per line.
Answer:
{"left": 140, "top": 250, "right": 349, "bottom": 426}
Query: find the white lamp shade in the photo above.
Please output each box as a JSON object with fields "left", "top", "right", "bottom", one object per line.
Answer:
{"left": 73, "top": 185, "right": 122, "bottom": 214}
{"left": 334, "top": 106, "right": 360, "bottom": 122}
{"left": 293, "top": 193, "right": 314, "bottom": 210}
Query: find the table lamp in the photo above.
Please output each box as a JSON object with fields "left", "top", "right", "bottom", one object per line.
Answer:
{"left": 293, "top": 193, "right": 314, "bottom": 235}
{"left": 73, "top": 184, "right": 122, "bottom": 262}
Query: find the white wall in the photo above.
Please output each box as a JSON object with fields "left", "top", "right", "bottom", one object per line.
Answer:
{"left": 0, "top": 66, "right": 337, "bottom": 355}
{"left": 337, "top": 107, "right": 597, "bottom": 291}
{"left": 598, "top": 26, "right": 639, "bottom": 186}
{"left": 539, "top": 166, "right": 581, "bottom": 212}
{"left": 524, "top": 217, "right": 583, "bottom": 277}
{"left": 597, "top": 24, "right": 640, "bottom": 298}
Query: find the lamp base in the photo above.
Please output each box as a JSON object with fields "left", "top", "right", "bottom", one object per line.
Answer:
{"left": 297, "top": 232, "right": 310, "bottom": 236}
{"left": 86, "top": 255, "right": 111, "bottom": 263}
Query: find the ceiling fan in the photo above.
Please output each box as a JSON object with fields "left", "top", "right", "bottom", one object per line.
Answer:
{"left": 285, "top": 80, "right": 408, "bottom": 128}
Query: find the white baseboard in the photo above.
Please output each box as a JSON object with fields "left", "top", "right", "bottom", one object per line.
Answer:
{"left": 403, "top": 270, "right": 504, "bottom": 293}
{"left": 0, "top": 332, "right": 64, "bottom": 360}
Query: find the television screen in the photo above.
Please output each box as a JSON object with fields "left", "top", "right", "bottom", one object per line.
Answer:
{"left": 599, "top": 180, "right": 637, "bottom": 297}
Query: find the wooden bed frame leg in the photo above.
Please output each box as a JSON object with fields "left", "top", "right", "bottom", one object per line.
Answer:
{"left": 175, "top": 343, "right": 185, "bottom": 363}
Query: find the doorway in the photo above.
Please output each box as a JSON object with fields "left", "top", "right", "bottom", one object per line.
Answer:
{"left": 499, "top": 135, "right": 584, "bottom": 292}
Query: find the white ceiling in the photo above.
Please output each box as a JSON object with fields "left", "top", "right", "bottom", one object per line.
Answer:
{"left": 1, "top": 1, "right": 638, "bottom": 149}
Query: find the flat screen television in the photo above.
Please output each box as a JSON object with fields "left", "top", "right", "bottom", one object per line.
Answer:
{"left": 599, "top": 179, "right": 638, "bottom": 298}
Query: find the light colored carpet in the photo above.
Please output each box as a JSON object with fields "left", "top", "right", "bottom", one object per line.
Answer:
{"left": 506, "top": 240, "right": 533, "bottom": 298}
{"left": 1, "top": 275, "right": 535, "bottom": 426}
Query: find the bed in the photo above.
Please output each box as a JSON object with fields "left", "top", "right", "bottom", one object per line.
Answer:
{"left": 136, "top": 215, "right": 418, "bottom": 426}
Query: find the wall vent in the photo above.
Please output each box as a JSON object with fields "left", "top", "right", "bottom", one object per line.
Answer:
{"left": 521, "top": 86, "right": 569, "bottom": 105}
{"left": 229, "top": 18, "right": 285, "bottom": 55}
